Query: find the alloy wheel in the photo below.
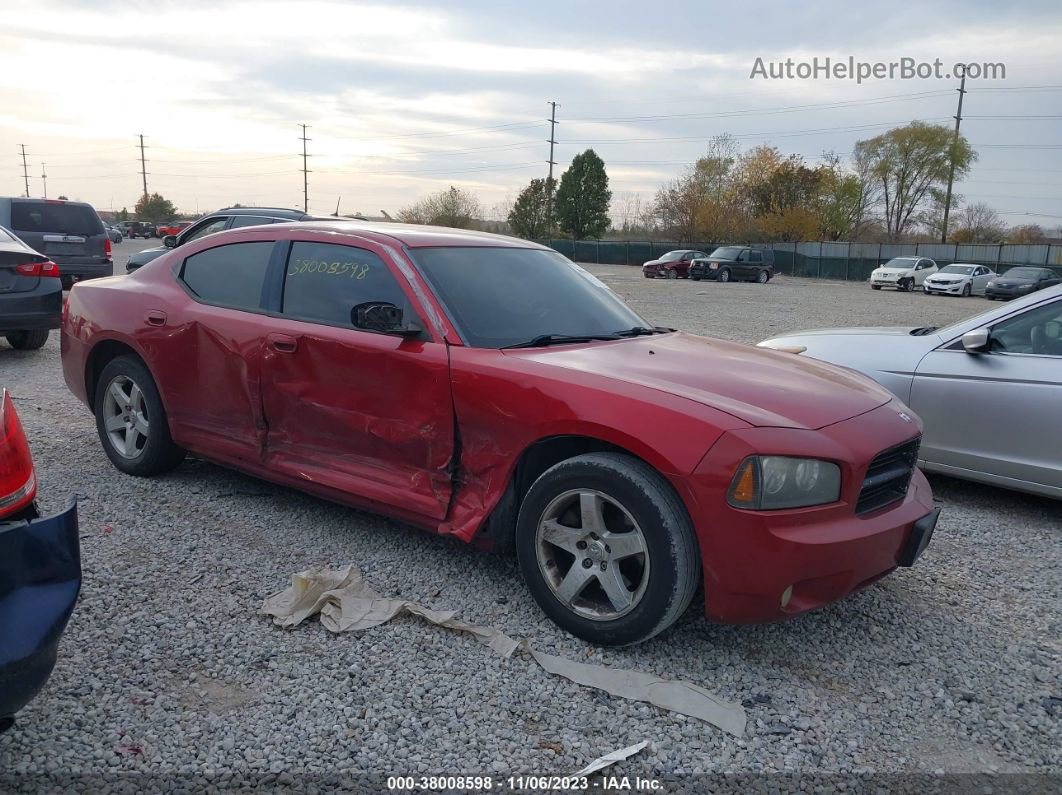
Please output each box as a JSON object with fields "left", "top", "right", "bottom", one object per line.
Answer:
{"left": 535, "top": 489, "right": 650, "bottom": 621}
{"left": 102, "top": 375, "right": 150, "bottom": 459}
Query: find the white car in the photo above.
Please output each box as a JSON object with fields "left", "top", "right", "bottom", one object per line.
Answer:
{"left": 923, "top": 263, "right": 997, "bottom": 297}
{"left": 870, "top": 256, "right": 938, "bottom": 291}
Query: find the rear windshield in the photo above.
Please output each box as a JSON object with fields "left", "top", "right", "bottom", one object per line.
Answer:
{"left": 709, "top": 247, "right": 743, "bottom": 260}
{"left": 11, "top": 202, "right": 104, "bottom": 236}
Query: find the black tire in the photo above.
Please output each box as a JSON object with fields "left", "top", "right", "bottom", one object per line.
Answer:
{"left": 643, "top": 273, "right": 652, "bottom": 279}
{"left": 666, "top": 268, "right": 678, "bottom": 280}
{"left": 516, "top": 452, "right": 700, "bottom": 646}
{"left": 899, "top": 278, "right": 913, "bottom": 292}
{"left": 962, "top": 284, "right": 971, "bottom": 297}
{"left": 691, "top": 275, "right": 701, "bottom": 281}
{"left": 6, "top": 330, "right": 49, "bottom": 350}
{"left": 756, "top": 269, "right": 769, "bottom": 284}
{"left": 871, "top": 285, "right": 881, "bottom": 290}
{"left": 718, "top": 268, "right": 731, "bottom": 283}
{"left": 94, "top": 355, "right": 185, "bottom": 476}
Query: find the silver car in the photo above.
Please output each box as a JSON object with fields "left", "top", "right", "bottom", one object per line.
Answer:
{"left": 759, "top": 285, "right": 1062, "bottom": 499}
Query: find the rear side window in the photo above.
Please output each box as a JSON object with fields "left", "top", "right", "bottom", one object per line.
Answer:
{"left": 10, "top": 202, "right": 103, "bottom": 235}
{"left": 180, "top": 241, "right": 274, "bottom": 311}
{"left": 750, "top": 251, "right": 762, "bottom": 263}
{"left": 281, "top": 241, "right": 409, "bottom": 327}
{"left": 230, "top": 215, "right": 277, "bottom": 229}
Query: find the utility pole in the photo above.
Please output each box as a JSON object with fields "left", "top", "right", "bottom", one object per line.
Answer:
{"left": 545, "top": 101, "right": 559, "bottom": 236}
{"left": 138, "top": 134, "right": 149, "bottom": 204}
{"left": 41, "top": 163, "right": 47, "bottom": 199}
{"left": 19, "top": 144, "right": 30, "bottom": 197}
{"left": 940, "top": 65, "right": 967, "bottom": 243}
{"left": 299, "top": 124, "right": 311, "bottom": 213}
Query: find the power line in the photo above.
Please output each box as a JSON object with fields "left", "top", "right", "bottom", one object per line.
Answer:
{"left": 299, "top": 123, "right": 311, "bottom": 213}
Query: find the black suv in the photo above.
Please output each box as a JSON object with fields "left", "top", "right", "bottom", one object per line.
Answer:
{"left": 0, "top": 197, "right": 112, "bottom": 289}
{"left": 126, "top": 207, "right": 337, "bottom": 272}
{"left": 689, "top": 246, "right": 775, "bottom": 283}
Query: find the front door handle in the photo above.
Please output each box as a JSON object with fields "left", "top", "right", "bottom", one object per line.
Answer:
{"left": 145, "top": 310, "right": 167, "bottom": 327}
{"left": 268, "top": 333, "right": 298, "bottom": 353}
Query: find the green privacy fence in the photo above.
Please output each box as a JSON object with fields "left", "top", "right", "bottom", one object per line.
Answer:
{"left": 531, "top": 239, "right": 1062, "bottom": 280}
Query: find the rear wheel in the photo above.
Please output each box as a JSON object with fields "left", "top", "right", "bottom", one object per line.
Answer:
{"left": 6, "top": 330, "right": 49, "bottom": 350}
{"left": 94, "top": 355, "right": 185, "bottom": 476}
{"left": 756, "top": 269, "right": 769, "bottom": 284}
{"left": 516, "top": 453, "right": 700, "bottom": 646}
{"left": 718, "top": 268, "right": 731, "bottom": 283}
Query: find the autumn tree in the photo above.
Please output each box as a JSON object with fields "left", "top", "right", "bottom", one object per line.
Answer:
{"left": 135, "top": 193, "right": 177, "bottom": 222}
{"left": 397, "top": 186, "right": 482, "bottom": 228}
{"left": 507, "top": 177, "right": 555, "bottom": 239}
{"left": 653, "top": 136, "right": 737, "bottom": 242}
{"left": 854, "top": 122, "right": 976, "bottom": 241}
{"left": 555, "top": 149, "right": 611, "bottom": 240}
{"left": 951, "top": 202, "right": 1007, "bottom": 243}
{"left": 1007, "top": 224, "right": 1047, "bottom": 244}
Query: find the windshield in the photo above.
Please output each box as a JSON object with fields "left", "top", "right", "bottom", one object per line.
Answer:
{"left": 709, "top": 247, "right": 743, "bottom": 260}
{"left": 411, "top": 247, "right": 649, "bottom": 348}
{"left": 939, "top": 265, "right": 975, "bottom": 275}
{"left": 659, "top": 250, "right": 687, "bottom": 262}
{"left": 882, "top": 257, "right": 918, "bottom": 269}
{"left": 1002, "top": 268, "right": 1039, "bottom": 279}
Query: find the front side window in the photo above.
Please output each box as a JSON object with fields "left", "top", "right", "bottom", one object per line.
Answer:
{"left": 180, "top": 241, "right": 274, "bottom": 311}
{"left": 281, "top": 241, "right": 411, "bottom": 328}
{"left": 411, "top": 246, "right": 647, "bottom": 349}
{"left": 182, "top": 217, "right": 229, "bottom": 244}
{"left": 990, "top": 300, "right": 1062, "bottom": 356}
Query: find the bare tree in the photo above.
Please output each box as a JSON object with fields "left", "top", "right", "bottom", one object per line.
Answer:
{"left": 951, "top": 202, "right": 1007, "bottom": 243}
{"left": 397, "top": 186, "right": 483, "bottom": 228}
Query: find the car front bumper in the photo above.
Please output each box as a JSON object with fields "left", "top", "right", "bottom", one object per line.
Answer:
{"left": 0, "top": 500, "right": 81, "bottom": 723}
{"left": 986, "top": 287, "right": 1035, "bottom": 299}
{"left": 870, "top": 277, "right": 903, "bottom": 288}
{"left": 689, "top": 266, "right": 722, "bottom": 280}
{"left": 924, "top": 281, "right": 966, "bottom": 294}
{"left": 0, "top": 280, "right": 63, "bottom": 333}
{"left": 682, "top": 402, "right": 937, "bottom": 623}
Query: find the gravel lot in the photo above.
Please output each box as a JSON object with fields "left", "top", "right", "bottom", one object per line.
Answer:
{"left": 1, "top": 243, "right": 1059, "bottom": 789}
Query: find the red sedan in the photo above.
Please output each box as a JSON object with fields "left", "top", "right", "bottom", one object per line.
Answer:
{"left": 60, "top": 222, "right": 938, "bottom": 645}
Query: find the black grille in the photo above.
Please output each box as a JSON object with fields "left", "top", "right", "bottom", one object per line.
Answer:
{"left": 856, "top": 437, "right": 921, "bottom": 515}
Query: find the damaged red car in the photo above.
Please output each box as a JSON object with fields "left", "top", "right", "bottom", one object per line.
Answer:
{"left": 61, "top": 222, "right": 938, "bottom": 645}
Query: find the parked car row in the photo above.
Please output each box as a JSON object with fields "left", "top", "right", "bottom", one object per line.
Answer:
{"left": 643, "top": 247, "right": 776, "bottom": 284}
{"left": 870, "top": 257, "right": 1059, "bottom": 299}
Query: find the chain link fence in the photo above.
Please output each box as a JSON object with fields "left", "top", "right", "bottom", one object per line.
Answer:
{"left": 531, "top": 239, "right": 1062, "bottom": 280}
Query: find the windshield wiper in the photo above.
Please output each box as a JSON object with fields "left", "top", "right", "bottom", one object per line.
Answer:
{"left": 613, "top": 325, "right": 674, "bottom": 337}
{"left": 502, "top": 333, "right": 621, "bottom": 349}
{"left": 909, "top": 326, "right": 940, "bottom": 336}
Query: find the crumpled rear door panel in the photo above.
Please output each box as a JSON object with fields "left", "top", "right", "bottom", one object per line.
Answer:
{"left": 0, "top": 501, "right": 81, "bottom": 722}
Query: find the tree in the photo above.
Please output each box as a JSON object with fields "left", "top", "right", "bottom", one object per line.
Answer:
{"left": 951, "top": 202, "right": 1007, "bottom": 243}
{"left": 654, "top": 136, "right": 738, "bottom": 242}
{"left": 507, "top": 177, "right": 555, "bottom": 239}
{"left": 555, "top": 149, "right": 612, "bottom": 239}
{"left": 854, "top": 122, "right": 976, "bottom": 240}
{"left": 116, "top": 207, "right": 130, "bottom": 222}
{"left": 1008, "top": 224, "right": 1047, "bottom": 244}
{"left": 135, "top": 193, "right": 177, "bottom": 222}
{"left": 396, "top": 186, "right": 481, "bottom": 228}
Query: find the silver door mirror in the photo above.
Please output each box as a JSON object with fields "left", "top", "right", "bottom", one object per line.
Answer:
{"left": 962, "top": 327, "right": 990, "bottom": 353}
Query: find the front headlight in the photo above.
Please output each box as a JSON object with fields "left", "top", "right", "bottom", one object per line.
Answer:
{"left": 727, "top": 456, "right": 841, "bottom": 510}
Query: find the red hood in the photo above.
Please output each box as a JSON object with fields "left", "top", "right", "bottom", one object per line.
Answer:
{"left": 505, "top": 332, "right": 893, "bottom": 430}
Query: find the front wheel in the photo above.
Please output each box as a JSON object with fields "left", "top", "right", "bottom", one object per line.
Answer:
{"left": 962, "top": 283, "right": 971, "bottom": 297}
{"left": 691, "top": 275, "right": 701, "bottom": 281}
{"left": 666, "top": 268, "right": 677, "bottom": 280}
{"left": 899, "top": 278, "right": 913, "bottom": 292}
{"left": 871, "top": 285, "right": 882, "bottom": 290}
{"left": 718, "top": 268, "right": 731, "bottom": 283}
{"left": 516, "top": 453, "right": 700, "bottom": 646}
{"left": 6, "top": 330, "right": 49, "bottom": 350}
{"left": 94, "top": 355, "right": 185, "bottom": 476}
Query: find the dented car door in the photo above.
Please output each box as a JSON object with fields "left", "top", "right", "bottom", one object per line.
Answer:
{"left": 258, "top": 239, "right": 455, "bottom": 520}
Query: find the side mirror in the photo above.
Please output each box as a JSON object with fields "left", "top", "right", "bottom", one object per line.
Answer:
{"left": 961, "top": 327, "right": 990, "bottom": 353}
{"left": 351, "top": 302, "right": 421, "bottom": 337}
{"left": 163, "top": 235, "right": 178, "bottom": 248}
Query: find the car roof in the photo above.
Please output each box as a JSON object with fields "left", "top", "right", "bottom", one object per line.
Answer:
{"left": 264, "top": 220, "right": 550, "bottom": 249}
{"left": 217, "top": 206, "right": 310, "bottom": 218}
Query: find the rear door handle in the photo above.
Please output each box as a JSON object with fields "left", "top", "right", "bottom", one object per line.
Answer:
{"left": 145, "top": 310, "right": 167, "bottom": 327}
{"left": 268, "top": 333, "right": 298, "bottom": 353}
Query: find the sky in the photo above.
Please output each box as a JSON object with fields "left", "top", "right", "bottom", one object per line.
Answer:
{"left": 1, "top": 0, "right": 1060, "bottom": 227}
